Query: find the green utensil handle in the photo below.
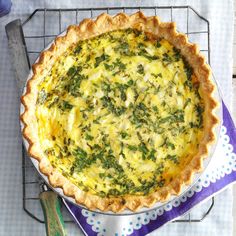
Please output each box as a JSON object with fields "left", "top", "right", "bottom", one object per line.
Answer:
{"left": 39, "top": 191, "right": 67, "bottom": 236}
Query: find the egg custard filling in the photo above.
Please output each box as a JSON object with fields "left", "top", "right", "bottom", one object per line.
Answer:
{"left": 36, "top": 28, "right": 204, "bottom": 198}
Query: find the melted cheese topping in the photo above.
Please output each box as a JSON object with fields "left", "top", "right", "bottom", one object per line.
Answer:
{"left": 36, "top": 29, "right": 204, "bottom": 197}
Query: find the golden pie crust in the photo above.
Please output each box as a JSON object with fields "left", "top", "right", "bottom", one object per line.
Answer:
{"left": 21, "top": 12, "right": 218, "bottom": 212}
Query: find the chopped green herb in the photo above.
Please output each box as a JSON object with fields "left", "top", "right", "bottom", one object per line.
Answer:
{"left": 71, "top": 147, "right": 97, "bottom": 172}
{"left": 166, "top": 142, "right": 175, "bottom": 150}
{"left": 152, "top": 106, "right": 159, "bottom": 112}
{"left": 184, "top": 61, "right": 193, "bottom": 80}
{"left": 104, "top": 63, "right": 113, "bottom": 70}
{"left": 59, "top": 100, "right": 73, "bottom": 111}
{"left": 172, "top": 109, "right": 185, "bottom": 123}
{"left": 113, "top": 58, "right": 126, "bottom": 72}
{"left": 108, "top": 189, "right": 121, "bottom": 196}
{"left": 157, "top": 179, "right": 165, "bottom": 187}
{"left": 74, "top": 45, "right": 82, "bottom": 54}
{"left": 173, "top": 47, "right": 181, "bottom": 61}
{"left": 195, "top": 104, "right": 204, "bottom": 116}
{"left": 44, "top": 148, "right": 55, "bottom": 156}
{"left": 138, "top": 142, "right": 149, "bottom": 159}
{"left": 115, "top": 41, "right": 131, "bottom": 55}
{"left": 160, "top": 137, "right": 175, "bottom": 150}
{"left": 189, "top": 122, "right": 199, "bottom": 128}
{"left": 101, "top": 96, "right": 126, "bottom": 116}
{"left": 184, "top": 80, "right": 193, "bottom": 90}
{"left": 98, "top": 191, "right": 106, "bottom": 198}
{"left": 67, "top": 67, "right": 76, "bottom": 76}
{"left": 147, "top": 149, "right": 156, "bottom": 161}
{"left": 165, "top": 154, "right": 179, "bottom": 164}
{"left": 101, "top": 153, "right": 124, "bottom": 172}
{"left": 156, "top": 40, "right": 162, "bottom": 48}
{"left": 195, "top": 104, "right": 204, "bottom": 128}
{"left": 85, "top": 133, "right": 94, "bottom": 141}
{"left": 133, "top": 28, "right": 142, "bottom": 37}
{"left": 99, "top": 173, "right": 106, "bottom": 179}
{"left": 162, "top": 52, "right": 173, "bottom": 64}
{"left": 138, "top": 48, "right": 160, "bottom": 61}
{"left": 184, "top": 98, "right": 191, "bottom": 108}
{"left": 95, "top": 53, "right": 110, "bottom": 67}
{"left": 154, "top": 85, "right": 161, "bottom": 94}
{"left": 127, "top": 80, "right": 134, "bottom": 86}
{"left": 120, "top": 131, "right": 128, "bottom": 139}
{"left": 65, "top": 73, "right": 87, "bottom": 96}
{"left": 137, "top": 64, "right": 144, "bottom": 75}
{"left": 157, "top": 73, "right": 162, "bottom": 78}
{"left": 104, "top": 58, "right": 126, "bottom": 74}
{"left": 70, "top": 166, "right": 75, "bottom": 175}
{"left": 159, "top": 110, "right": 184, "bottom": 124}
{"left": 127, "top": 145, "right": 138, "bottom": 151}
{"left": 159, "top": 116, "right": 172, "bottom": 124}
{"left": 137, "top": 42, "right": 145, "bottom": 48}
{"left": 101, "top": 82, "right": 111, "bottom": 94}
{"left": 47, "top": 96, "right": 59, "bottom": 108}
{"left": 155, "top": 163, "right": 164, "bottom": 175}
{"left": 74, "top": 147, "right": 87, "bottom": 158}
{"left": 86, "top": 55, "right": 91, "bottom": 62}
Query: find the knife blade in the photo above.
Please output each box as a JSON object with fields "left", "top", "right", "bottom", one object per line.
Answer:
{"left": 5, "top": 19, "right": 30, "bottom": 93}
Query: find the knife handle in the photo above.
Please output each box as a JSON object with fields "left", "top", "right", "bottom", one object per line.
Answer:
{"left": 39, "top": 191, "right": 67, "bottom": 236}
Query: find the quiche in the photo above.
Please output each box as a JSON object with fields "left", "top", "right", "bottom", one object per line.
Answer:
{"left": 21, "top": 12, "right": 218, "bottom": 212}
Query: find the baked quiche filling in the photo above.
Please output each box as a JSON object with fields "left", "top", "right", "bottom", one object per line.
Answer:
{"left": 36, "top": 28, "right": 204, "bottom": 197}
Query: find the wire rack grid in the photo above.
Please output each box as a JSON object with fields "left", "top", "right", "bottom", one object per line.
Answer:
{"left": 21, "top": 6, "right": 214, "bottom": 224}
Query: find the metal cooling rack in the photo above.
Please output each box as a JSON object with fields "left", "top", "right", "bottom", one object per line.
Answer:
{"left": 21, "top": 6, "right": 214, "bottom": 224}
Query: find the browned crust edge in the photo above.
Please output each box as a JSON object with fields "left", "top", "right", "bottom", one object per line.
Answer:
{"left": 20, "top": 11, "right": 219, "bottom": 212}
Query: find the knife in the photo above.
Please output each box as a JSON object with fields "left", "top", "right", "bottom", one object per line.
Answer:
{"left": 5, "top": 19, "right": 66, "bottom": 236}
